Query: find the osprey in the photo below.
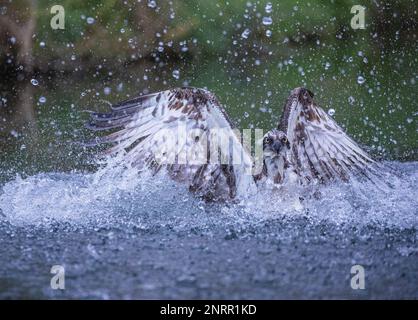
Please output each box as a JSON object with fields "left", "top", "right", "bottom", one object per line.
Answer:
{"left": 86, "top": 87, "right": 380, "bottom": 201}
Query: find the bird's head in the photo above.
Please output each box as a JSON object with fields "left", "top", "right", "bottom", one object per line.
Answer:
{"left": 261, "top": 129, "right": 291, "bottom": 184}
{"left": 262, "top": 129, "right": 290, "bottom": 157}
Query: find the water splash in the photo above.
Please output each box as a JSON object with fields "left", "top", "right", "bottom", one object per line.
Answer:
{"left": 86, "top": 17, "right": 95, "bottom": 24}
{"left": 357, "top": 75, "right": 366, "bottom": 85}
{"left": 0, "top": 159, "right": 417, "bottom": 231}
{"left": 241, "top": 28, "right": 251, "bottom": 39}
{"left": 172, "top": 69, "right": 180, "bottom": 80}
{"left": 262, "top": 17, "right": 273, "bottom": 26}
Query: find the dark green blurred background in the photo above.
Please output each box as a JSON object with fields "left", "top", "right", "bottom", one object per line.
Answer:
{"left": 0, "top": 0, "right": 417, "bottom": 179}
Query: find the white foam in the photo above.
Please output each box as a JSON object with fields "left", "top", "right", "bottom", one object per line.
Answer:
{"left": 0, "top": 161, "right": 417, "bottom": 230}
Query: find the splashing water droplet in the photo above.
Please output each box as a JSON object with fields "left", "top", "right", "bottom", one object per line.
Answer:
{"left": 86, "top": 17, "right": 95, "bottom": 24}
{"left": 357, "top": 76, "right": 366, "bottom": 85}
{"left": 10, "top": 130, "right": 19, "bottom": 138}
{"left": 38, "top": 96, "right": 46, "bottom": 104}
{"left": 241, "top": 28, "right": 251, "bottom": 39}
{"left": 30, "top": 79, "right": 39, "bottom": 86}
{"left": 104, "top": 87, "right": 111, "bottom": 95}
{"left": 265, "top": 2, "right": 273, "bottom": 13}
{"left": 266, "top": 30, "right": 272, "bottom": 37}
{"left": 328, "top": 108, "right": 336, "bottom": 116}
{"left": 348, "top": 96, "right": 355, "bottom": 105}
{"left": 39, "top": 41, "right": 46, "bottom": 47}
{"left": 172, "top": 70, "right": 180, "bottom": 80}
{"left": 262, "top": 17, "right": 273, "bottom": 26}
{"left": 148, "top": 0, "right": 157, "bottom": 9}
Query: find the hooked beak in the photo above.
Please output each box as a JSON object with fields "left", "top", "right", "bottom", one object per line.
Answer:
{"left": 271, "top": 141, "right": 282, "bottom": 154}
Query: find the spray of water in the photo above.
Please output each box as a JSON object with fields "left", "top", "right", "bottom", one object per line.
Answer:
{"left": 0, "top": 156, "right": 417, "bottom": 231}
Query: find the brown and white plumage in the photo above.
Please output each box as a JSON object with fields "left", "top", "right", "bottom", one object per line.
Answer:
{"left": 86, "top": 86, "right": 381, "bottom": 201}
{"left": 278, "top": 87, "right": 380, "bottom": 184}
{"left": 86, "top": 87, "right": 256, "bottom": 201}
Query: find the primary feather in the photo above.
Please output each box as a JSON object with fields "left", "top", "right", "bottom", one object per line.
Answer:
{"left": 87, "top": 87, "right": 256, "bottom": 201}
{"left": 278, "top": 87, "right": 382, "bottom": 184}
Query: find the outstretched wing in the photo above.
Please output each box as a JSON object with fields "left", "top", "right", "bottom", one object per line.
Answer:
{"left": 86, "top": 87, "right": 256, "bottom": 201}
{"left": 278, "top": 87, "right": 380, "bottom": 184}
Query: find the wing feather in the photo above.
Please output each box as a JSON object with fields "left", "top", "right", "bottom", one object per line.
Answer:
{"left": 278, "top": 87, "right": 382, "bottom": 184}
{"left": 86, "top": 87, "right": 256, "bottom": 201}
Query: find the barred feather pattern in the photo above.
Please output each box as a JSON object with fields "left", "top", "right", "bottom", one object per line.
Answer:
{"left": 278, "top": 87, "right": 382, "bottom": 185}
{"left": 86, "top": 87, "right": 256, "bottom": 201}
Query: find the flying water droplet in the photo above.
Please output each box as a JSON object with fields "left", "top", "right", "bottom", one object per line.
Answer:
{"left": 266, "top": 30, "right": 272, "bottom": 37}
{"left": 265, "top": 2, "right": 273, "bottom": 13}
{"left": 328, "top": 108, "right": 336, "bottom": 116}
{"left": 241, "top": 28, "right": 251, "bottom": 39}
{"left": 86, "top": 17, "right": 95, "bottom": 24}
{"left": 148, "top": 0, "right": 157, "bottom": 9}
{"left": 172, "top": 70, "right": 180, "bottom": 80}
{"left": 10, "top": 130, "right": 19, "bottom": 138}
{"left": 38, "top": 96, "right": 46, "bottom": 104}
{"left": 262, "top": 17, "right": 273, "bottom": 26}
{"left": 30, "top": 79, "right": 39, "bottom": 86}
{"left": 357, "top": 76, "right": 366, "bottom": 85}
{"left": 104, "top": 87, "right": 111, "bottom": 95}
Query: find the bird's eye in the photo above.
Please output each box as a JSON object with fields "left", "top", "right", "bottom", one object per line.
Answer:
{"left": 282, "top": 137, "right": 288, "bottom": 144}
{"left": 266, "top": 137, "right": 272, "bottom": 144}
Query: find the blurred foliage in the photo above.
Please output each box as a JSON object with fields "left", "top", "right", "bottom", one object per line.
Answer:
{"left": 0, "top": 0, "right": 416, "bottom": 72}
